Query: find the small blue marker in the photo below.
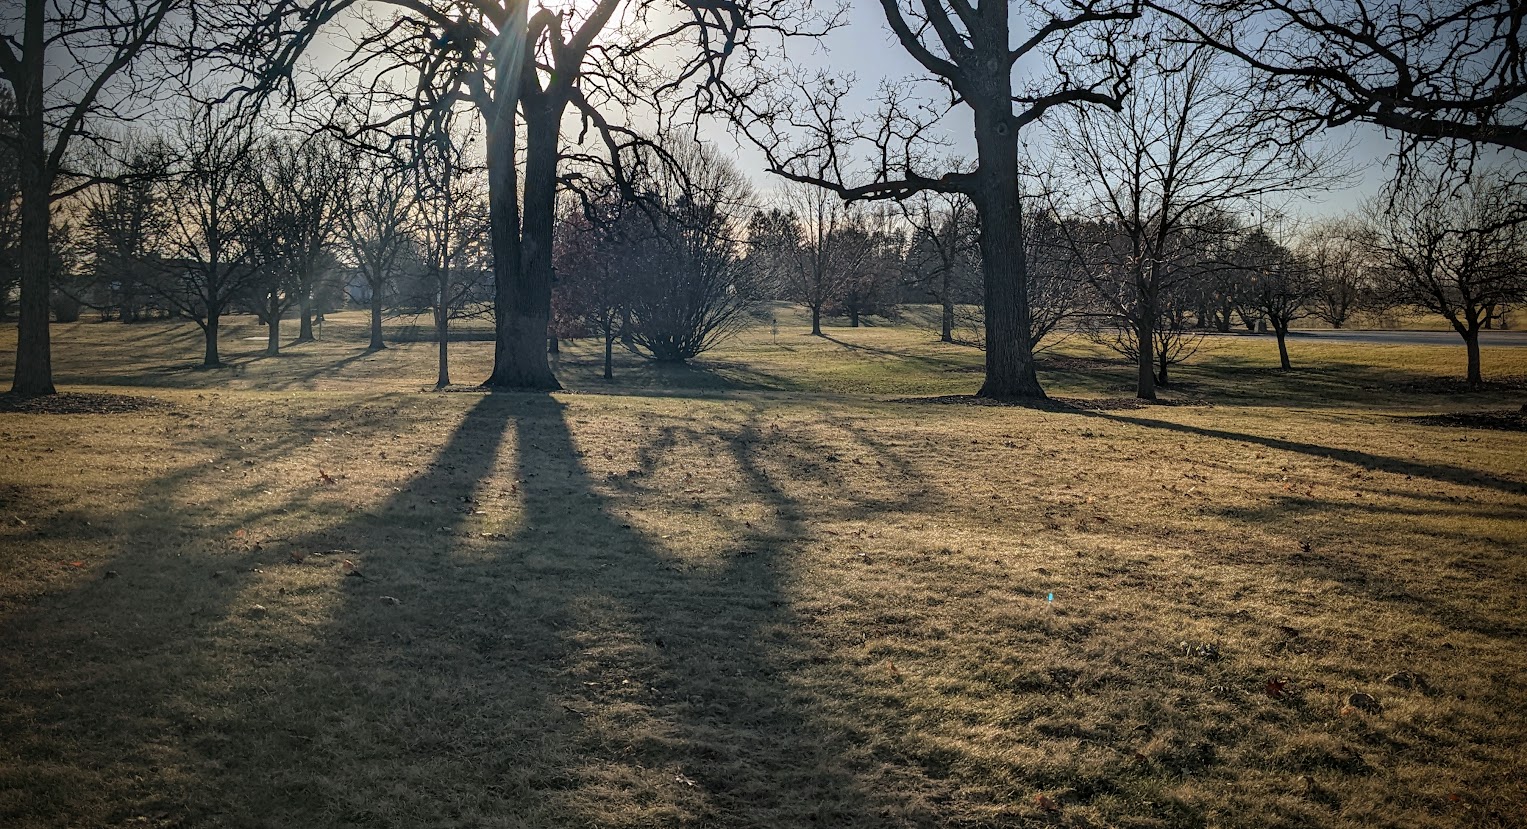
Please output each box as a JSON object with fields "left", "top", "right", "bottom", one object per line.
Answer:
{"left": 1047, "top": 592, "right": 1054, "bottom": 602}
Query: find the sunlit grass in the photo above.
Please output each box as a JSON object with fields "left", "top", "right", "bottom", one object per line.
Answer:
{"left": 1, "top": 310, "right": 1524, "bottom": 828}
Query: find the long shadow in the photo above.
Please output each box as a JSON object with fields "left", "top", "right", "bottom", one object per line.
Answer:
{"left": 1081, "top": 410, "right": 1527, "bottom": 495}
{"left": 2, "top": 393, "right": 933, "bottom": 826}
{"left": 819, "top": 333, "right": 976, "bottom": 374}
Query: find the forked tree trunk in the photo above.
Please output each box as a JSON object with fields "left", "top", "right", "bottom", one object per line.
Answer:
{"left": 484, "top": 101, "right": 560, "bottom": 390}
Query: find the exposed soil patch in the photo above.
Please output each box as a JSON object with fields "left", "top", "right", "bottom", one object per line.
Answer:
{"left": 0, "top": 392, "right": 169, "bottom": 415}
{"left": 1409, "top": 408, "right": 1527, "bottom": 432}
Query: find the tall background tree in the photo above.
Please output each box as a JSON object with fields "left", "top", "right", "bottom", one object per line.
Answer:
{"left": 340, "top": 149, "right": 414, "bottom": 352}
{"left": 1048, "top": 43, "right": 1342, "bottom": 398}
{"left": 149, "top": 105, "right": 264, "bottom": 368}
{"left": 1361, "top": 169, "right": 1527, "bottom": 387}
{"left": 729, "top": 0, "right": 1139, "bottom": 398}
{"left": 230, "top": 0, "right": 826, "bottom": 391}
{"left": 1, "top": 0, "right": 187, "bottom": 394}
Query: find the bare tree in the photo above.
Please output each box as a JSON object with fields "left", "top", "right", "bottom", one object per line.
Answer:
{"left": 150, "top": 105, "right": 264, "bottom": 368}
{"left": 2, "top": 0, "right": 187, "bottom": 394}
{"left": 77, "top": 138, "right": 172, "bottom": 322}
{"left": 339, "top": 149, "right": 414, "bottom": 352}
{"left": 622, "top": 141, "right": 759, "bottom": 362}
{"left": 1296, "top": 219, "right": 1370, "bottom": 330}
{"left": 406, "top": 119, "right": 492, "bottom": 389}
{"left": 554, "top": 194, "right": 641, "bottom": 380}
{"left": 764, "top": 182, "right": 877, "bottom": 336}
{"left": 728, "top": 0, "right": 1139, "bottom": 398}
{"left": 1361, "top": 169, "right": 1527, "bottom": 387}
{"left": 1157, "top": 1, "right": 1526, "bottom": 155}
{"left": 231, "top": 0, "right": 824, "bottom": 391}
{"left": 1049, "top": 43, "right": 1342, "bottom": 398}
{"left": 901, "top": 189, "right": 978, "bottom": 343}
{"left": 1232, "top": 227, "right": 1311, "bottom": 370}
{"left": 257, "top": 134, "right": 350, "bottom": 344}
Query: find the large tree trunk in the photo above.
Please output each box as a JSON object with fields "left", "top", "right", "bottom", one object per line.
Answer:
{"left": 368, "top": 287, "right": 386, "bottom": 351}
{"left": 484, "top": 101, "right": 559, "bottom": 390}
{"left": 10, "top": 0, "right": 54, "bottom": 396}
{"left": 811, "top": 303, "right": 822, "bottom": 336}
{"left": 203, "top": 310, "right": 222, "bottom": 368}
{"left": 296, "top": 295, "right": 315, "bottom": 342}
{"left": 972, "top": 104, "right": 1043, "bottom": 400}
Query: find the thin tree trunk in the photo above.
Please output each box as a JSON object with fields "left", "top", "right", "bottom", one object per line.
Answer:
{"left": 940, "top": 271, "right": 954, "bottom": 342}
{"left": 368, "top": 287, "right": 386, "bottom": 350}
{"left": 266, "top": 299, "right": 281, "bottom": 356}
{"left": 849, "top": 304, "right": 860, "bottom": 327}
{"left": 811, "top": 304, "right": 822, "bottom": 336}
{"left": 1275, "top": 324, "right": 1290, "bottom": 369}
{"left": 203, "top": 310, "right": 222, "bottom": 368}
{"left": 1464, "top": 327, "right": 1482, "bottom": 387}
{"left": 603, "top": 319, "right": 614, "bottom": 380}
{"left": 547, "top": 336, "right": 559, "bottom": 354}
{"left": 436, "top": 305, "right": 450, "bottom": 389}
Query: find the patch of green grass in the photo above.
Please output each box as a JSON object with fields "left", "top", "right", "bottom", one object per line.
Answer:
{"left": 1, "top": 311, "right": 1524, "bottom": 828}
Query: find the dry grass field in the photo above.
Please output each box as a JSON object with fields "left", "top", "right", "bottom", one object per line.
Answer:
{"left": 1, "top": 309, "right": 1524, "bottom": 828}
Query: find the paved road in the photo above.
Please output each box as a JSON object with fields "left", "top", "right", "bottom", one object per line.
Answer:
{"left": 1208, "top": 329, "right": 1527, "bottom": 347}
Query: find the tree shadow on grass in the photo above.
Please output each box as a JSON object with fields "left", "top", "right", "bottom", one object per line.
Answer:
{"left": 1, "top": 392, "right": 943, "bottom": 827}
{"left": 1078, "top": 410, "right": 1527, "bottom": 496}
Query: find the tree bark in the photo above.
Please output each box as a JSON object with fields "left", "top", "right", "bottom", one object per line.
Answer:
{"left": 940, "top": 272, "right": 954, "bottom": 342}
{"left": 266, "top": 301, "right": 281, "bottom": 356}
{"left": 202, "top": 310, "right": 222, "bottom": 368}
{"left": 368, "top": 289, "right": 386, "bottom": 350}
{"left": 1274, "top": 324, "right": 1290, "bottom": 370}
{"left": 811, "top": 303, "right": 822, "bottom": 336}
{"left": 436, "top": 305, "right": 450, "bottom": 389}
{"left": 1135, "top": 290, "right": 1157, "bottom": 400}
{"left": 603, "top": 320, "right": 614, "bottom": 380}
{"left": 484, "top": 99, "right": 560, "bottom": 390}
{"left": 10, "top": 0, "right": 54, "bottom": 395}
{"left": 296, "top": 295, "right": 314, "bottom": 342}
{"left": 972, "top": 102, "right": 1044, "bottom": 399}
{"left": 1464, "top": 327, "right": 1482, "bottom": 387}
